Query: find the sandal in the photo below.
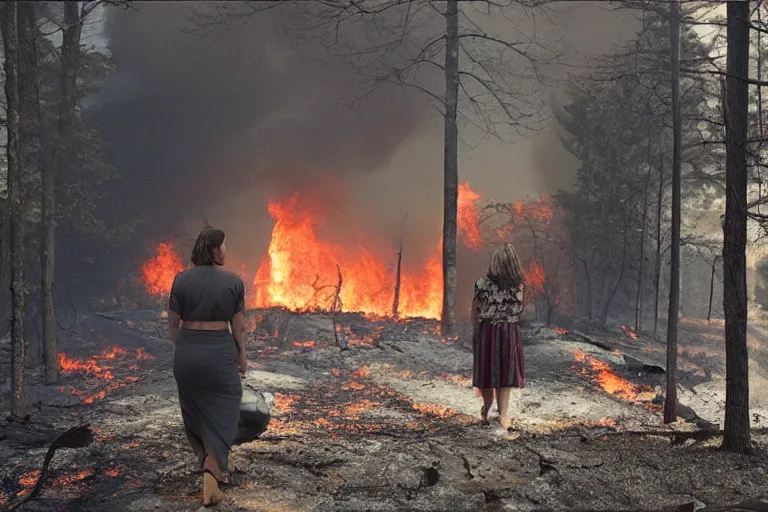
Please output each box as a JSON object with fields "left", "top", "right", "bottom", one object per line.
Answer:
{"left": 202, "top": 468, "right": 226, "bottom": 506}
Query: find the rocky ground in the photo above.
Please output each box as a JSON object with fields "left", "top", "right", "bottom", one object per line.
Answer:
{"left": 1, "top": 308, "right": 767, "bottom": 511}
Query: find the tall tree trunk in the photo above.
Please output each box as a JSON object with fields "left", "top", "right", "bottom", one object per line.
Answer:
{"left": 722, "top": 0, "right": 750, "bottom": 453}
{"left": 41, "top": 1, "right": 80, "bottom": 384}
{"left": 653, "top": 156, "right": 664, "bottom": 339}
{"left": 664, "top": 0, "right": 682, "bottom": 425}
{"left": 2, "top": 1, "right": 26, "bottom": 419}
{"left": 18, "top": 2, "right": 42, "bottom": 370}
{"left": 441, "top": 0, "right": 459, "bottom": 336}
{"left": 635, "top": 157, "right": 653, "bottom": 332}
{"left": 598, "top": 215, "right": 629, "bottom": 325}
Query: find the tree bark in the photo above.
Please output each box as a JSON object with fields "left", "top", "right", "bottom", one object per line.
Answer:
{"left": 598, "top": 215, "right": 629, "bottom": 325}
{"left": 664, "top": 0, "right": 682, "bottom": 425}
{"left": 41, "top": 1, "right": 81, "bottom": 384}
{"left": 636, "top": 143, "right": 653, "bottom": 332}
{"left": 392, "top": 242, "right": 402, "bottom": 318}
{"left": 2, "top": 1, "right": 26, "bottom": 419}
{"left": 707, "top": 255, "right": 718, "bottom": 322}
{"left": 441, "top": 0, "right": 459, "bottom": 336}
{"left": 18, "top": 2, "right": 42, "bottom": 370}
{"left": 653, "top": 156, "right": 664, "bottom": 339}
{"left": 722, "top": 0, "right": 751, "bottom": 453}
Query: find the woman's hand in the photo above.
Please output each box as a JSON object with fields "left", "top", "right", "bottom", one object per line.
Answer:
{"left": 238, "top": 352, "right": 247, "bottom": 375}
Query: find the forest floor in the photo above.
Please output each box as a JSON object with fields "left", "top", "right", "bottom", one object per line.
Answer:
{"left": 1, "top": 308, "right": 768, "bottom": 511}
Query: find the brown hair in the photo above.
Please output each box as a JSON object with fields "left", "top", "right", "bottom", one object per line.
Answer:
{"left": 488, "top": 243, "right": 525, "bottom": 290}
{"left": 190, "top": 227, "right": 226, "bottom": 266}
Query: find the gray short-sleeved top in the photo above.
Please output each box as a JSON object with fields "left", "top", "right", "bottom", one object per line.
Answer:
{"left": 168, "top": 265, "right": 245, "bottom": 322}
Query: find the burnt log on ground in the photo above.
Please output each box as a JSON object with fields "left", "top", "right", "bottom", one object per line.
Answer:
{"left": 0, "top": 309, "right": 767, "bottom": 511}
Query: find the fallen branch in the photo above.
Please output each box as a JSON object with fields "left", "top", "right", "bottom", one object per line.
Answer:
{"left": 2, "top": 424, "right": 93, "bottom": 512}
{"left": 571, "top": 330, "right": 614, "bottom": 352}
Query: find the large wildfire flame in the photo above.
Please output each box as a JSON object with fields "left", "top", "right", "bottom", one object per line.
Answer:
{"left": 139, "top": 183, "right": 484, "bottom": 319}
{"left": 138, "top": 183, "right": 570, "bottom": 319}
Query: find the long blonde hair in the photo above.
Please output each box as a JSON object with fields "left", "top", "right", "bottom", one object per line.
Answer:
{"left": 488, "top": 243, "right": 525, "bottom": 289}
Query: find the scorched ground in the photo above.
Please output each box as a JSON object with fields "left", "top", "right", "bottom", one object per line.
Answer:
{"left": 1, "top": 308, "right": 768, "bottom": 511}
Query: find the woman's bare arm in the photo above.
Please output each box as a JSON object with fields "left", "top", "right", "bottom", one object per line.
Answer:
{"left": 232, "top": 312, "right": 247, "bottom": 374}
{"left": 168, "top": 311, "right": 181, "bottom": 344}
{"left": 471, "top": 297, "right": 481, "bottom": 347}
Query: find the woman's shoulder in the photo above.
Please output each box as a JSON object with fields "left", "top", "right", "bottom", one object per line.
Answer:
{"left": 215, "top": 268, "right": 245, "bottom": 288}
{"left": 475, "top": 276, "right": 494, "bottom": 292}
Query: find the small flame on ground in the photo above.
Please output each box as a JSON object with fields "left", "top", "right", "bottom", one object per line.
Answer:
{"left": 619, "top": 325, "right": 639, "bottom": 340}
{"left": 572, "top": 350, "right": 640, "bottom": 401}
{"left": 553, "top": 327, "right": 568, "bottom": 335}
{"left": 58, "top": 347, "right": 155, "bottom": 404}
{"left": 292, "top": 340, "right": 318, "bottom": 348}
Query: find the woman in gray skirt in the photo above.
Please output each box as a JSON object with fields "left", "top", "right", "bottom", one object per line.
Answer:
{"left": 167, "top": 227, "right": 247, "bottom": 506}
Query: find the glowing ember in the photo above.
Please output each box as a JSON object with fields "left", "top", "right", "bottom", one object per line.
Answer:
{"left": 274, "top": 393, "right": 299, "bottom": 413}
{"left": 52, "top": 469, "right": 93, "bottom": 488}
{"left": 105, "top": 468, "right": 120, "bottom": 478}
{"left": 553, "top": 327, "right": 568, "bottom": 335}
{"left": 620, "top": 325, "right": 639, "bottom": 340}
{"left": 572, "top": 351, "right": 641, "bottom": 401}
{"left": 292, "top": 340, "right": 318, "bottom": 348}
{"left": 412, "top": 402, "right": 457, "bottom": 418}
{"left": 140, "top": 242, "right": 185, "bottom": 296}
{"left": 350, "top": 365, "right": 372, "bottom": 379}
{"left": 58, "top": 347, "right": 155, "bottom": 404}
{"left": 18, "top": 471, "right": 40, "bottom": 488}
{"left": 340, "top": 381, "right": 366, "bottom": 391}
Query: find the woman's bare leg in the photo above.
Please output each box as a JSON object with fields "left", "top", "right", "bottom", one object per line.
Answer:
{"left": 202, "top": 454, "right": 226, "bottom": 505}
{"left": 203, "top": 453, "right": 224, "bottom": 481}
{"left": 480, "top": 389, "right": 494, "bottom": 422}
{"left": 496, "top": 388, "right": 511, "bottom": 429}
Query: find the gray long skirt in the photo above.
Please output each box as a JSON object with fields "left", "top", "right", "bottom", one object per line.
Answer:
{"left": 173, "top": 328, "right": 242, "bottom": 471}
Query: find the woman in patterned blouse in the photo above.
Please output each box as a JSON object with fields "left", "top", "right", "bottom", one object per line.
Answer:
{"left": 471, "top": 243, "right": 526, "bottom": 430}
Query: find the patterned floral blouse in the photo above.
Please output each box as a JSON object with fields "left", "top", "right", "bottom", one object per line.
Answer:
{"left": 473, "top": 277, "right": 525, "bottom": 324}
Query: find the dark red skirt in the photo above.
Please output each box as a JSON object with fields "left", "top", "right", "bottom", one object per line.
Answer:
{"left": 472, "top": 322, "right": 525, "bottom": 389}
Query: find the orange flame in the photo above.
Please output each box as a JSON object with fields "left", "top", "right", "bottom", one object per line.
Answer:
{"left": 249, "top": 185, "right": 485, "bottom": 319}
{"left": 524, "top": 260, "right": 546, "bottom": 299}
{"left": 573, "top": 351, "right": 639, "bottom": 401}
{"left": 58, "top": 347, "right": 155, "bottom": 404}
{"left": 620, "top": 325, "right": 639, "bottom": 340}
{"left": 458, "top": 182, "right": 483, "bottom": 250}
{"left": 553, "top": 327, "right": 568, "bottom": 335}
{"left": 141, "top": 183, "right": 483, "bottom": 318}
{"left": 140, "top": 242, "right": 185, "bottom": 296}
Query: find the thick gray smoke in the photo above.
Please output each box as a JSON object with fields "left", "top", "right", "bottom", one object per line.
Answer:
{"left": 89, "top": 1, "right": 636, "bottom": 287}
{"left": 91, "top": 3, "right": 426, "bottom": 254}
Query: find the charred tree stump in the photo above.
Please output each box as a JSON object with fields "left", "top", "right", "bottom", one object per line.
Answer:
{"left": 332, "top": 265, "right": 347, "bottom": 350}
{"left": 392, "top": 242, "right": 402, "bottom": 319}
